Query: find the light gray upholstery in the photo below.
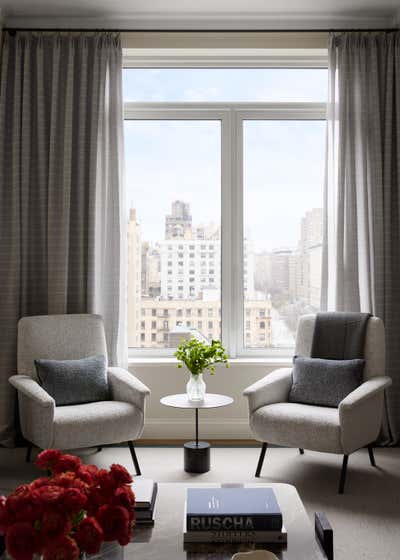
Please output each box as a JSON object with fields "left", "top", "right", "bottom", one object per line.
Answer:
{"left": 10, "top": 314, "right": 150, "bottom": 451}
{"left": 244, "top": 314, "right": 391, "bottom": 455}
{"left": 18, "top": 315, "right": 108, "bottom": 380}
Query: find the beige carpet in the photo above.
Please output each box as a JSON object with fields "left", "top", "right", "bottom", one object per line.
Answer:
{"left": 1, "top": 446, "right": 399, "bottom": 560}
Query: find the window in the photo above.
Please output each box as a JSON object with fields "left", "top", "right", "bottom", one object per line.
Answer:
{"left": 125, "top": 62, "right": 327, "bottom": 356}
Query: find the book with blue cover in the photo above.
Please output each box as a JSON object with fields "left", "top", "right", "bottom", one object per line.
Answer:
{"left": 186, "top": 487, "right": 282, "bottom": 532}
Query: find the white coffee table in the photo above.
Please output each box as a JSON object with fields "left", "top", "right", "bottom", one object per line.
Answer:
{"left": 160, "top": 393, "right": 234, "bottom": 473}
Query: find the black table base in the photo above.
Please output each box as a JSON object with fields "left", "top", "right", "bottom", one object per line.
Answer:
{"left": 184, "top": 441, "right": 210, "bottom": 473}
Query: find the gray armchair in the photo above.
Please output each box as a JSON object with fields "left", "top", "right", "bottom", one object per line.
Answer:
{"left": 9, "top": 314, "right": 150, "bottom": 474}
{"left": 243, "top": 314, "right": 392, "bottom": 493}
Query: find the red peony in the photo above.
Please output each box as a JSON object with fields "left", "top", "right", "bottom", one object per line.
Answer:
{"left": 96, "top": 469, "right": 117, "bottom": 499}
{"left": 42, "top": 535, "right": 80, "bottom": 560}
{"left": 5, "top": 522, "right": 39, "bottom": 560}
{"left": 96, "top": 504, "right": 130, "bottom": 544}
{"left": 41, "top": 509, "right": 72, "bottom": 543}
{"left": 110, "top": 464, "right": 132, "bottom": 486}
{"left": 62, "top": 487, "right": 87, "bottom": 514}
{"left": 75, "top": 516, "right": 104, "bottom": 554}
{"left": 53, "top": 454, "right": 82, "bottom": 474}
{"left": 113, "top": 486, "right": 136, "bottom": 520}
{"left": 6, "top": 485, "right": 42, "bottom": 523}
{"left": 36, "top": 449, "right": 62, "bottom": 471}
{"left": 52, "top": 472, "right": 78, "bottom": 489}
{"left": 35, "top": 485, "right": 65, "bottom": 508}
{"left": 76, "top": 464, "right": 98, "bottom": 485}
{"left": 30, "top": 477, "right": 51, "bottom": 490}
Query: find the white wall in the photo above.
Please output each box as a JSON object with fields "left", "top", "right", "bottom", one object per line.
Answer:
{"left": 129, "top": 361, "right": 289, "bottom": 440}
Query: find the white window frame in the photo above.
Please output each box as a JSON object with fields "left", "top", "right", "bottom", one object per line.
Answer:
{"left": 124, "top": 52, "right": 327, "bottom": 359}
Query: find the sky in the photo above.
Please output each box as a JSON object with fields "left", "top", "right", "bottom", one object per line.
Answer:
{"left": 123, "top": 68, "right": 327, "bottom": 251}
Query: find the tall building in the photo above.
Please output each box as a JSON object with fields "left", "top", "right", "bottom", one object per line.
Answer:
{"left": 141, "top": 242, "right": 161, "bottom": 297}
{"left": 165, "top": 200, "right": 192, "bottom": 240}
{"left": 297, "top": 208, "right": 323, "bottom": 306}
{"left": 127, "top": 209, "right": 142, "bottom": 347}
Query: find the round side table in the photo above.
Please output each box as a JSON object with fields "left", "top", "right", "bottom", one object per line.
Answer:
{"left": 160, "top": 393, "right": 234, "bottom": 474}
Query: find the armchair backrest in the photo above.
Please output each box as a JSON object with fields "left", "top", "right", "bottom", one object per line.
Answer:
{"left": 18, "top": 314, "right": 107, "bottom": 379}
{"left": 295, "top": 314, "right": 385, "bottom": 380}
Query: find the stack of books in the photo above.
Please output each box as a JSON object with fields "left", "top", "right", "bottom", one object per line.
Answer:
{"left": 134, "top": 479, "right": 158, "bottom": 526}
{"left": 183, "top": 487, "right": 286, "bottom": 544}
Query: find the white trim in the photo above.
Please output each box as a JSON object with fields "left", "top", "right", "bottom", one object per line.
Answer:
{"left": 124, "top": 102, "right": 326, "bottom": 118}
{"left": 128, "top": 357, "right": 291, "bottom": 367}
{"left": 124, "top": 102, "right": 325, "bottom": 359}
{"left": 123, "top": 48, "right": 328, "bottom": 69}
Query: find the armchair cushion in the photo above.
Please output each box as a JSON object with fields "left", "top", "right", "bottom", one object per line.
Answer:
{"left": 53, "top": 401, "right": 143, "bottom": 449}
{"left": 35, "top": 354, "right": 109, "bottom": 406}
{"left": 251, "top": 402, "right": 342, "bottom": 454}
{"left": 289, "top": 356, "right": 364, "bottom": 408}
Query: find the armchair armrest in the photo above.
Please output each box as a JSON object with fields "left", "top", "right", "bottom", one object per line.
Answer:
{"left": 9, "top": 375, "right": 55, "bottom": 449}
{"left": 243, "top": 368, "right": 292, "bottom": 414}
{"left": 339, "top": 376, "right": 392, "bottom": 411}
{"left": 9, "top": 375, "right": 55, "bottom": 408}
{"left": 108, "top": 367, "right": 150, "bottom": 413}
{"left": 339, "top": 376, "right": 392, "bottom": 454}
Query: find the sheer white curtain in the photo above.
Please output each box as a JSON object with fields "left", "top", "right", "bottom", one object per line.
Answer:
{"left": 322, "top": 32, "right": 400, "bottom": 443}
{"left": 0, "top": 32, "right": 127, "bottom": 446}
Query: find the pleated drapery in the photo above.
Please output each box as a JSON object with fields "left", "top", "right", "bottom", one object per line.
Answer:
{"left": 0, "top": 32, "right": 126, "bottom": 447}
{"left": 322, "top": 31, "right": 400, "bottom": 444}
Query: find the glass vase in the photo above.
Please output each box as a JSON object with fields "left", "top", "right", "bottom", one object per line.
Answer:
{"left": 186, "top": 372, "right": 206, "bottom": 403}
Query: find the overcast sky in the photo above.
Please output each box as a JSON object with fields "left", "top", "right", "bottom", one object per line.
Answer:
{"left": 123, "top": 69, "right": 327, "bottom": 251}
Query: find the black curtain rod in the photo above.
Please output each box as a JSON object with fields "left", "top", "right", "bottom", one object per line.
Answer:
{"left": 3, "top": 27, "right": 399, "bottom": 34}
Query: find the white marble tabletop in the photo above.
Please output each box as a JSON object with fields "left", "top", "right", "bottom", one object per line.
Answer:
{"left": 160, "top": 393, "right": 234, "bottom": 409}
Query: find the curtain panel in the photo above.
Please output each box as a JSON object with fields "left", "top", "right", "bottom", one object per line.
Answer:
{"left": 0, "top": 32, "right": 126, "bottom": 447}
{"left": 322, "top": 31, "right": 400, "bottom": 444}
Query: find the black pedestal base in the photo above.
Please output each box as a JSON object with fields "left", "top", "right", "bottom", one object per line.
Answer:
{"left": 184, "top": 441, "right": 210, "bottom": 473}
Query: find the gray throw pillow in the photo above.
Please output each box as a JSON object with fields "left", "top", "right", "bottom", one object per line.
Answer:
{"left": 288, "top": 356, "right": 364, "bottom": 408}
{"left": 35, "top": 354, "right": 109, "bottom": 406}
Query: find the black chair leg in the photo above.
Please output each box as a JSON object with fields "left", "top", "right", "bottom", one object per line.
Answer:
{"left": 97, "top": 446, "right": 103, "bottom": 453}
{"left": 128, "top": 441, "right": 141, "bottom": 476}
{"left": 255, "top": 443, "right": 268, "bottom": 478}
{"left": 25, "top": 445, "right": 33, "bottom": 463}
{"left": 299, "top": 448, "right": 304, "bottom": 455}
{"left": 338, "top": 455, "right": 348, "bottom": 494}
{"left": 367, "top": 445, "right": 376, "bottom": 467}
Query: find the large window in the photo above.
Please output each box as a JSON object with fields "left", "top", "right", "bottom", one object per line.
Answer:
{"left": 124, "top": 64, "right": 327, "bottom": 356}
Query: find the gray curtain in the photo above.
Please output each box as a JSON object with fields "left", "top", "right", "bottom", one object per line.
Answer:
{"left": 322, "top": 31, "right": 400, "bottom": 444}
{"left": 0, "top": 32, "right": 126, "bottom": 447}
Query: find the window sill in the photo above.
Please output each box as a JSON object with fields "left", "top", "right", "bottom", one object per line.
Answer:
{"left": 128, "top": 357, "right": 292, "bottom": 368}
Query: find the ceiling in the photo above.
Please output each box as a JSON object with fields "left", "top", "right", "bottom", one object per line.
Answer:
{"left": 1, "top": 0, "right": 399, "bottom": 30}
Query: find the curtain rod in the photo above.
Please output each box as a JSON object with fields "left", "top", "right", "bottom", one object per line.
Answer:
{"left": 3, "top": 27, "right": 399, "bottom": 34}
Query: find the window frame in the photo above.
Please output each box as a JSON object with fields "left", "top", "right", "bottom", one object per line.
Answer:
{"left": 123, "top": 54, "right": 327, "bottom": 359}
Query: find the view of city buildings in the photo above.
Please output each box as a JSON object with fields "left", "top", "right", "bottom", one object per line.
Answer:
{"left": 127, "top": 201, "right": 322, "bottom": 349}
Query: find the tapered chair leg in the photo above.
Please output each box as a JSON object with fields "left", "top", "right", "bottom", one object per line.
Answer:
{"left": 299, "top": 448, "right": 304, "bottom": 455}
{"left": 26, "top": 445, "right": 33, "bottom": 463}
{"left": 255, "top": 443, "right": 268, "bottom": 478}
{"left": 338, "top": 455, "right": 349, "bottom": 494}
{"left": 367, "top": 445, "right": 376, "bottom": 467}
{"left": 128, "top": 441, "right": 141, "bottom": 476}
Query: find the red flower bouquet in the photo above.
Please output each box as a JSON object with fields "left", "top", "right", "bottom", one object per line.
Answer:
{"left": 0, "top": 450, "right": 136, "bottom": 560}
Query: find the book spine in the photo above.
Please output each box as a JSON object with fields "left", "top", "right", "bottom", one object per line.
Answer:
{"left": 187, "top": 515, "right": 282, "bottom": 532}
{"left": 184, "top": 530, "right": 287, "bottom": 544}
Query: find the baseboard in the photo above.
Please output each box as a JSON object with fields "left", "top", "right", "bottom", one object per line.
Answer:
{"left": 135, "top": 439, "right": 260, "bottom": 447}
{"left": 141, "top": 417, "right": 252, "bottom": 440}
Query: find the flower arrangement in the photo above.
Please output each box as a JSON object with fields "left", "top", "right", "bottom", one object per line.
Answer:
{"left": 174, "top": 337, "right": 229, "bottom": 375}
{"left": 0, "top": 449, "right": 135, "bottom": 560}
